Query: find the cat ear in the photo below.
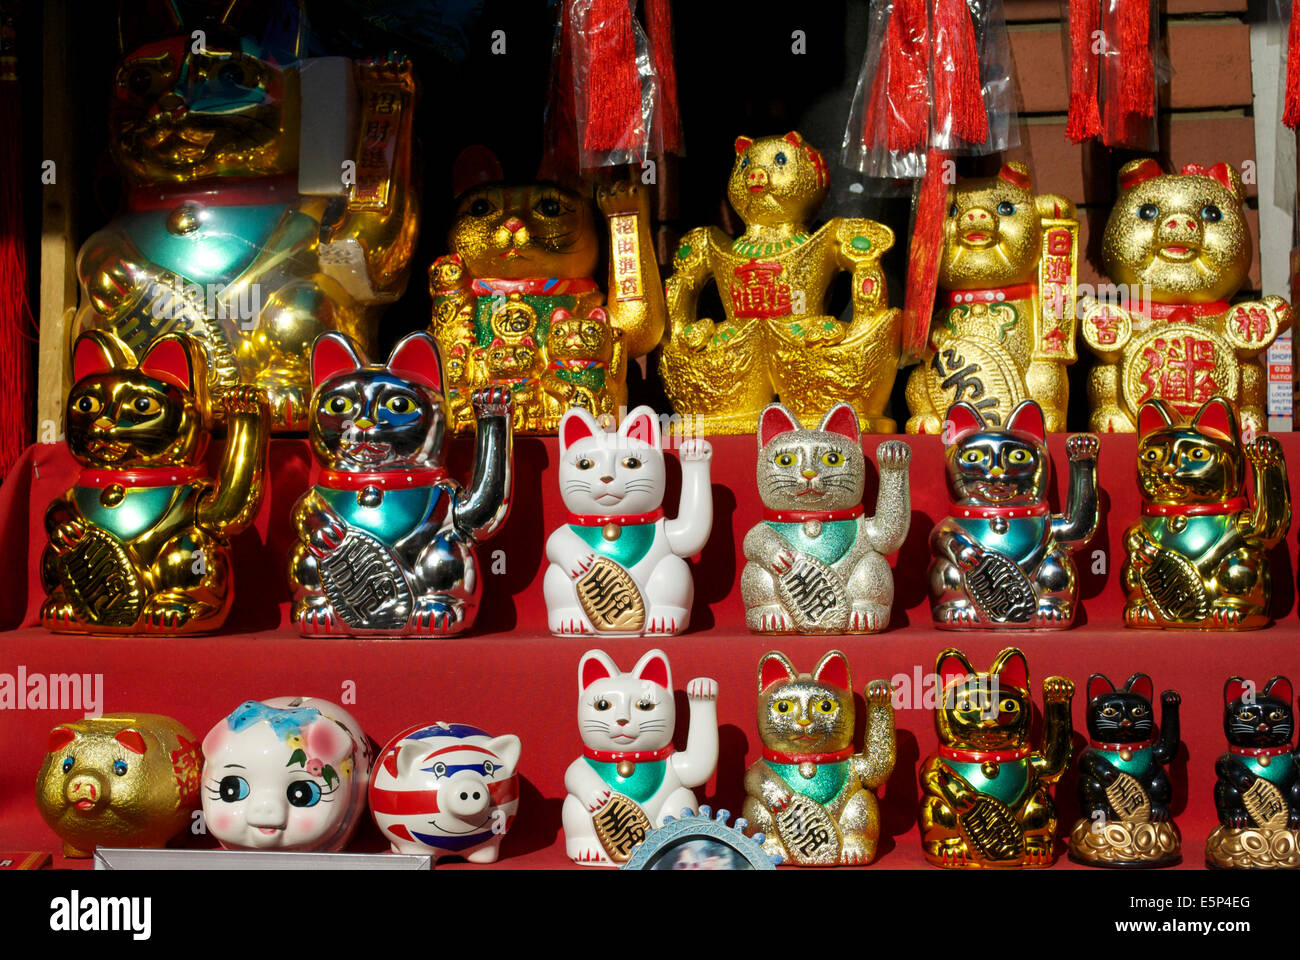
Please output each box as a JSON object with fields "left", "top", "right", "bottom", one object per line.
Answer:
{"left": 1087, "top": 674, "right": 1116, "bottom": 702}
{"left": 943, "top": 403, "right": 983, "bottom": 446}
{"left": 758, "top": 651, "right": 798, "bottom": 692}
{"left": 1264, "top": 676, "right": 1294, "bottom": 705}
{"left": 1125, "top": 673, "right": 1154, "bottom": 703}
{"left": 1223, "top": 676, "right": 1250, "bottom": 705}
{"left": 818, "top": 404, "right": 860, "bottom": 443}
{"left": 813, "top": 650, "right": 851, "bottom": 692}
{"left": 632, "top": 649, "right": 672, "bottom": 690}
{"left": 734, "top": 136, "right": 754, "bottom": 155}
{"left": 387, "top": 332, "right": 444, "bottom": 394}
{"left": 619, "top": 405, "right": 661, "bottom": 449}
{"left": 452, "top": 145, "right": 505, "bottom": 197}
{"left": 138, "top": 336, "right": 196, "bottom": 392}
{"left": 485, "top": 734, "right": 522, "bottom": 775}
{"left": 1191, "top": 397, "right": 1240, "bottom": 444}
{"left": 559, "top": 407, "right": 600, "bottom": 455}
{"left": 935, "top": 648, "right": 975, "bottom": 687}
{"left": 991, "top": 648, "right": 1029, "bottom": 692}
{"left": 1005, "top": 400, "right": 1045, "bottom": 443}
{"left": 312, "top": 332, "right": 364, "bottom": 388}
{"left": 72, "top": 331, "right": 132, "bottom": 384}
{"left": 578, "top": 649, "right": 620, "bottom": 691}
{"left": 758, "top": 404, "right": 799, "bottom": 448}
{"left": 1137, "top": 399, "right": 1175, "bottom": 437}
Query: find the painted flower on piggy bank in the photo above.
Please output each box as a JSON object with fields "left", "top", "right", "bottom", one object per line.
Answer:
{"left": 202, "top": 698, "right": 371, "bottom": 852}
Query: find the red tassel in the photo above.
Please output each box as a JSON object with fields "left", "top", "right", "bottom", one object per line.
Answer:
{"left": 1285, "top": 0, "right": 1300, "bottom": 128}
{"left": 643, "top": 0, "right": 681, "bottom": 154}
{"left": 932, "top": 0, "right": 988, "bottom": 145}
{"left": 887, "top": 0, "right": 930, "bottom": 153}
{"left": 903, "top": 149, "right": 948, "bottom": 360}
{"left": 0, "top": 31, "right": 33, "bottom": 479}
{"left": 1117, "top": 0, "right": 1154, "bottom": 121}
{"left": 1065, "top": 0, "right": 1102, "bottom": 142}
{"left": 577, "top": 0, "right": 644, "bottom": 156}
{"left": 540, "top": 1, "right": 581, "bottom": 181}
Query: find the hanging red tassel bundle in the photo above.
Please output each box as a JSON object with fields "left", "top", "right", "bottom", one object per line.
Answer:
{"left": 1066, "top": 0, "right": 1156, "bottom": 147}
{"left": 1065, "top": 0, "right": 1102, "bottom": 142}
{"left": 575, "top": 0, "right": 644, "bottom": 156}
{"left": 863, "top": 0, "right": 929, "bottom": 154}
{"left": 643, "top": 0, "right": 681, "bottom": 154}
{"left": 932, "top": 0, "right": 988, "bottom": 145}
{"left": 1284, "top": 0, "right": 1300, "bottom": 128}
{"left": 1116, "top": 0, "right": 1154, "bottom": 133}
{"left": 903, "top": 149, "right": 949, "bottom": 361}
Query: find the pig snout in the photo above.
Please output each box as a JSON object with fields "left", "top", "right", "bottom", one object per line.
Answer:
{"left": 66, "top": 772, "right": 107, "bottom": 811}
{"left": 439, "top": 776, "right": 490, "bottom": 820}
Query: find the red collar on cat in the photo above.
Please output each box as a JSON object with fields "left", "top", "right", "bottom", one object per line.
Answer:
{"left": 1143, "top": 496, "right": 1248, "bottom": 518}
{"left": 763, "top": 746, "right": 854, "bottom": 765}
{"left": 583, "top": 745, "right": 673, "bottom": 763}
{"left": 470, "top": 277, "right": 599, "bottom": 296}
{"left": 1229, "top": 744, "right": 1294, "bottom": 758}
{"left": 568, "top": 509, "right": 664, "bottom": 526}
{"left": 763, "top": 505, "right": 863, "bottom": 523}
{"left": 130, "top": 173, "right": 299, "bottom": 210}
{"left": 949, "top": 502, "right": 1049, "bottom": 519}
{"left": 1089, "top": 737, "right": 1155, "bottom": 752}
{"left": 938, "top": 744, "right": 1031, "bottom": 763}
{"left": 1136, "top": 300, "right": 1230, "bottom": 322}
{"left": 319, "top": 468, "right": 448, "bottom": 490}
{"left": 549, "top": 359, "right": 605, "bottom": 371}
{"left": 77, "top": 466, "right": 204, "bottom": 488}
{"left": 944, "top": 283, "right": 1037, "bottom": 307}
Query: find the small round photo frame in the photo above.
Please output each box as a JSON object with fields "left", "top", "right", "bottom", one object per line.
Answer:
{"left": 622, "top": 806, "right": 780, "bottom": 871}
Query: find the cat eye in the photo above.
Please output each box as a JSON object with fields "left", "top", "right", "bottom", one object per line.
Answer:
{"left": 635, "top": 699, "right": 655, "bottom": 711}
{"left": 326, "top": 396, "right": 353, "bottom": 415}
{"left": 774, "top": 452, "right": 796, "bottom": 467}
{"left": 1271, "top": 711, "right": 1285, "bottom": 720}
{"left": 385, "top": 396, "right": 414, "bottom": 414}
{"left": 817, "top": 699, "right": 836, "bottom": 714}
{"left": 1238, "top": 711, "right": 1255, "bottom": 721}
{"left": 1142, "top": 448, "right": 1163, "bottom": 462}
{"left": 1200, "top": 204, "right": 1223, "bottom": 223}
{"left": 1188, "top": 448, "right": 1209, "bottom": 460}
{"left": 1138, "top": 203, "right": 1159, "bottom": 221}
{"left": 218, "top": 775, "right": 249, "bottom": 802}
{"left": 621, "top": 457, "right": 642, "bottom": 469}
{"left": 960, "top": 450, "right": 984, "bottom": 464}
{"left": 576, "top": 458, "right": 594, "bottom": 470}
{"left": 469, "top": 198, "right": 493, "bottom": 217}
{"left": 217, "top": 62, "right": 247, "bottom": 87}
{"left": 820, "top": 452, "right": 842, "bottom": 466}
{"left": 1132, "top": 705, "right": 1148, "bottom": 716}
{"left": 594, "top": 698, "right": 611, "bottom": 711}
{"left": 537, "top": 197, "right": 563, "bottom": 217}
{"left": 774, "top": 699, "right": 794, "bottom": 714}
{"left": 1000, "top": 699, "right": 1020, "bottom": 714}
{"left": 1007, "top": 449, "right": 1031, "bottom": 464}
{"left": 131, "top": 396, "right": 161, "bottom": 416}
{"left": 996, "top": 201, "right": 1015, "bottom": 216}
{"left": 73, "top": 395, "right": 102, "bottom": 415}
{"left": 1101, "top": 706, "right": 1119, "bottom": 717}
{"left": 287, "top": 780, "right": 322, "bottom": 807}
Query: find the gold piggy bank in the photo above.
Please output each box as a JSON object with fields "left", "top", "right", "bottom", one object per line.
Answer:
{"left": 1081, "top": 160, "right": 1290, "bottom": 436}
{"left": 36, "top": 714, "right": 202, "bottom": 858}
{"left": 661, "top": 132, "right": 899, "bottom": 433}
{"left": 907, "top": 163, "right": 1079, "bottom": 434}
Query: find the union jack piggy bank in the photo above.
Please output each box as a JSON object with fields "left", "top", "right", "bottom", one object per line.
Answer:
{"left": 369, "top": 721, "right": 521, "bottom": 864}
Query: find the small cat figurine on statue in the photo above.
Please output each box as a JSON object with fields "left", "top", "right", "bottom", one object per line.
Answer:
{"left": 1206, "top": 676, "right": 1300, "bottom": 869}
{"left": 1124, "top": 397, "right": 1291, "bottom": 630}
{"left": 929, "top": 399, "right": 1099, "bottom": 629}
{"left": 41, "top": 330, "right": 269, "bottom": 634}
{"left": 742, "top": 650, "right": 895, "bottom": 866}
{"left": 563, "top": 648, "right": 718, "bottom": 866}
{"left": 1068, "top": 674, "right": 1182, "bottom": 868}
{"left": 919, "top": 647, "right": 1074, "bottom": 868}
{"left": 288, "top": 331, "right": 513, "bottom": 636}
{"left": 544, "top": 406, "right": 713, "bottom": 637}
{"left": 741, "top": 403, "right": 911, "bottom": 634}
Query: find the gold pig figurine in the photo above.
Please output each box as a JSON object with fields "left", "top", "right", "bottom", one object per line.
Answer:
{"left": 40, "top": 331, "right": 269, "bottom": 635}
{"left": 1081, "top": 160, "right": 1290, "bottom": 436}
{"left": 661, "top": 132, "right": 899, "bottom": 433}
{"left": 906, "top": 163, "right": 1079, "bottom": 434}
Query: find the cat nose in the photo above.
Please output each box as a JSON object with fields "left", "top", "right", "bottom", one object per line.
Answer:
{"left": 351, "top": 418, "right": 374, "bottom": 430}
{"left": 92, "top": 417, "right": 114, "bottom": 431}
{"left": 801, "top": 469, "right": 817, "bottom": 479}
{"left": 600, "top": 475, "right": 614, "bottom": 484}
{"left": 989, "top": 466, "right": 1004, "bottom": 477}
{"left": 1120, "top": 719, "right": 1131, "bottom": 727}
{"left": 616, "top": 719, "right": 629, "bottom": 726}
{"left": 503, "top": 218, "right": 525, "bottom": 232}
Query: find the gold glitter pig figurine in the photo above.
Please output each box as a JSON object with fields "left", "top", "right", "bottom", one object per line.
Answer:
{"left": 1122, "top": 397, "right": 1290, "bottom": 630}
{"left": 1080, "top": 160, "right": 1290, "bottom": 436}
{"left": 906, "top": 163, "right": 1079, "bottom": 434}
{"left": 919, "top": 647, "right": 1074, "bottom": 868}
{"left": 743, "top": 650, "right": 895, "bottom": 866}
{"left": 427, "top": 149, "right": 665, "bottom": 434}
{"left": 660, "top": 132, "right": 899, "bottom": 434}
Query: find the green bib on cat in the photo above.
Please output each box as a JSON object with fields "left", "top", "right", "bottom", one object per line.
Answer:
{"left": 74, "top": 484, "right": 185, "bottom": 542}
{"left": 468, "top": 293, "right": 577, "bottom": 344}
{"left": 764, "top": 519, "right": 858, "bottom": 566}
{"left": 1236, "top": 752, "right": 1294, "bottom": 786}
{"left": 584, "top": 757, "right": 665, "bottom": 804}
{"left": 958, "top": 517, "right": 1047, "bottom": 564}
{"left": 315, "top": 485, "right": 443, "bottom": 546}
{"left": 1141, "top": 514, "right": 1230, "bottom": 558}
{"left": 569, "top": 522, "right": 657, "bottom": 568}
{"left": 944, "top": 758, "right": 1030, "bottom": 807}
{"left": 1091, "top": 746, "right": 1153, "bottom": 777}
{"left": 768, "top": 760, "right": 848, "bottom": 805}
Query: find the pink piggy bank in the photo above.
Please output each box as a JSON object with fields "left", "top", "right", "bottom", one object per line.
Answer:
{"left": 201, "top": 697, "right": 371, "bottom": 852}
{"left": 369, "top": 721, "right": 521, "bottom": 863}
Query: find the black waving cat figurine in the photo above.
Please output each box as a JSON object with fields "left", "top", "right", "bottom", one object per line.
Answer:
{"left": 1068, "top": 674, "right": 1182, "bottom": 868}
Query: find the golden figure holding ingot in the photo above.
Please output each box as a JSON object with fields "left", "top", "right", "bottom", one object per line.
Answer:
{"left": 1081, "top": 160, "right": 1289, "bottom": 436}
{"left": 906, "top": 163, "right": 1079, "bottom": 433}
{"left": 660, "top": 132, "right": 899, "bottom": 433}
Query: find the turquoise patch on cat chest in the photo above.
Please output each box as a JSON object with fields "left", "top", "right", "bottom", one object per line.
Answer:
{"left": 569, "top": 522, "right": 656, "bottom": 567}
{"left": 1239, "top": 752, "right": 1293, "bottom": 785}
{"left": 768, "top": 760, "right": 848, "bottom": 805}
{"left": 1141, "top": 515, "right": 1229, "bottom": 557}
{"left": 316, "top": 485, "right": 442, "bottom": 546}
{"left": 123, "top": 203, "right": 297, "bottom": 286}
{"left": 958, "top": 517, "right": 1045, "bottom": 562}
{"left": 1092, "top": 746, "right": 1153, "bottom": 777}
{"left": 585, "top": 757, "right": 665, "bottom": 804}
{"left": 764, "top": 519, "right": 857, "bottom": 566}
{"left": 74, "top": 484, "right": 183, "bottom": 541}
{"left": 944, "top": 758, "right": 1030, "bottom": 807}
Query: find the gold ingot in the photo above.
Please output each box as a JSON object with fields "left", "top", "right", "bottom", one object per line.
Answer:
{"left": 907, "top": 163, "right": 1078, "bottom": 434}
{"left": 661, "top": 132, "right": 899, "bottom": 434}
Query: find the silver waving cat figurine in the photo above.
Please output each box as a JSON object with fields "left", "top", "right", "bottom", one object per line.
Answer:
{"left": 742, "top": 403, "right": 911, "bottom": 634}
{"left": 929, "top": 399, "right": 1099, "bottom": 629}
{"left": 288, "top": 331, "right": 513, "bottom": 636}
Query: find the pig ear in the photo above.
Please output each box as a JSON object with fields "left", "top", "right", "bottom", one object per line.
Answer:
{"left": 1125, "top": 673, "right": 1154, "bottom": 703}
{"left": 559, "top": 407, "right": 600, "bottom": 455}
{"left": 1265, "top": 676, "right": 1294, "bottom": 705}
{"left": 758, "top": 404, "right": 799, "bottom": 448}
{"left": 387, "top": 332, "right": 443, "bottom": 394}
{"left": 813, "top": 650, "right": 851, "bottom": 692}
{"left": 991, "top": 648, "right": 1029, "bottom": 692}
{"left": 818, "top": 404, "right": 860, "bottom": 443}
{"left": 619, "top": 405, "right": 660, "bottom": 448}
{"left": 486, "top": 734, "right": 522, "bottom": 775}
{"left": 632, "top": 649, "right": 672, "bottom": 690}
{"left": 734, "top": 135, "right": 754, "bottom": 155}
{"left": 72, "top": 331, "right": 131, "bottom": 383}
{"left": 997, "top": 161, "right": 1032, "bottom": 190}
{"left": 312, "top": 332, "right": 364, "bottom": 388}
{"left": 1192, "top": 397, "right": 1239, "bottom": 444}
{"left": 758, "top": 651, "right": 798, "bottom": 692}
{"left": 47, "top": 726, "right": 76, "bottom": 753}
{"left": 1087, "top": 674, "right": 1116, "bottom": 702}
{"left": 1224, "top": 676, "right": 1250, "bottom": 705}
{"left": 944, "top": 403, "right": 984, "bottom": 446}
{"left": 1138, "top": 399, "right": 1175, "bottom": 438}
{"left": 201, "top": 721, "right": 226, "bottom": 759}
{"left": 305, "top": 720, "right": 352, "bottom": 764}
{"left": 138, "top": 336, "right": 194, "bottom": 392}
{"left": 1005, "top": 400, "right": 1045, "bottom": 443}
{"left": 1118, "top": 158, "right": 1164, "bottom": 191}
{"left": 579, "top": 649, "right": 619, "bottom": 691}
{"left": 114, "top": 729, "right": 147, "bottom": 755}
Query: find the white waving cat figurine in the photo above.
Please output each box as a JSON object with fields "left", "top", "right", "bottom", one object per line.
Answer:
{"left": 563, "top": 648, "right": 719, "bottom": 865}
{"left": 545, "top": 405, "right": 713, "bottom": 636}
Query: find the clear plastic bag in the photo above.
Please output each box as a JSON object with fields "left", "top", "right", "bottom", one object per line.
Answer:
{"left": 1061, "top": 0, "right": 1162, "bottom": 150}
